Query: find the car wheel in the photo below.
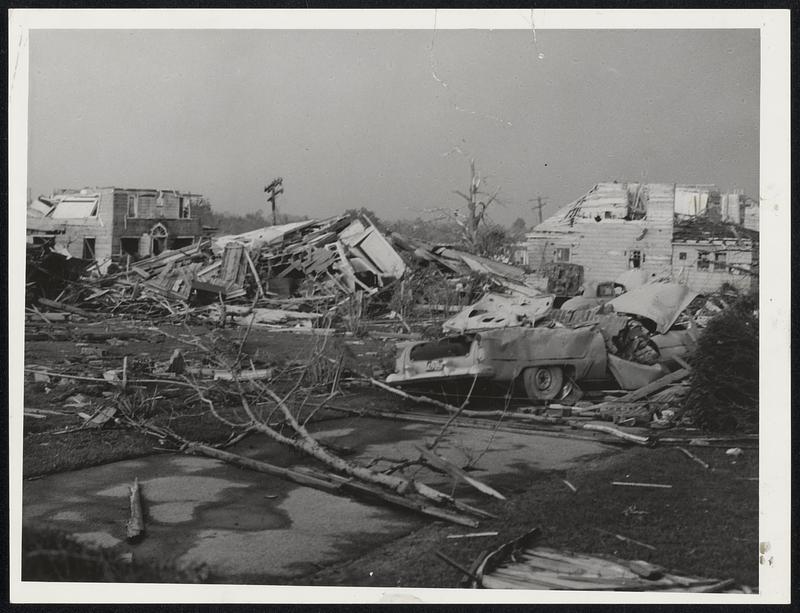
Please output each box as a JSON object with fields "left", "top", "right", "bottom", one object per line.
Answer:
{"left": 523, "top": 366, "right": 564, "bottom": 401}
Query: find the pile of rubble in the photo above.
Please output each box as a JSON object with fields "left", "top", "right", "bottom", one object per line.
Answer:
{"left": 25, "top": 212, "right": 541, "bottom": 332}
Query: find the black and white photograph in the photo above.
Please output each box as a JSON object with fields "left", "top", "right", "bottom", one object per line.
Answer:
{"left": 8, "top": 9, "right": 790, "bottom": 604}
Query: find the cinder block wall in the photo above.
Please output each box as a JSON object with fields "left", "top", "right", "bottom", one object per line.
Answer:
{"left": 672, "top": 241, "right": 755, "bottom": 293}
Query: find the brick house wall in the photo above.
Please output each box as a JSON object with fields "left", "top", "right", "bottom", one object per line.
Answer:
{"left": 27, "top": 187, "right": 203, "bottom": 271}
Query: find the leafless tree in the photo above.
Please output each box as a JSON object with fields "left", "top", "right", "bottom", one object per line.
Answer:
{"left": 428, "top": 159, "right": 501, "bottom": 253}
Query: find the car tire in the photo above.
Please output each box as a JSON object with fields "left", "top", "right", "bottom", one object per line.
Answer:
{"left": 523, "top": 366, "right": 564, "bottom": 401}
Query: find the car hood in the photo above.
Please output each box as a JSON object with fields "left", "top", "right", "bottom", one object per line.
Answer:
{"left": 443, "top": 292, "right": 554, "bottom": 334}
{"left": 606, "top": 282, "right": 698, "bottom": 334}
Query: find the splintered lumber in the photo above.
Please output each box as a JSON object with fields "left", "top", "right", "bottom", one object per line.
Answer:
{"left": 29, "top": 305, "right": 57, "bottom": 327}
{"left": 130, "top": 266, "right": 150, "bottom": 279}
{"left": 212, "top": 368, "right": 273, "bottom": 382}
{"left": 186, "top": 443, "right": 479, "bottom": 527}
{"left": 126, "top": 478, "right": 145, "bottom": 541}
{"left": 416, "top": 445, "right": 506, "bottom": 500}
{"left": 614, "top": 368, "right": 691, "bottom": 403}
{"left": 38, "top": 298, "right": 93, "bottom": 317}
{"left": 243, "top": 250, "right": 265, "bottom": 297}
{"left": 676, "top": 446, "right": 710, "bottom": 469}
{"left": 471, "top": 528, "right": 744, "bottom": 591}
{"left": 574, "top": 369, "right": 692, "bottom": 417}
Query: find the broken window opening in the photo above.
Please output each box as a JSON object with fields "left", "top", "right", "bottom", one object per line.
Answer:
{"left": 678, "top": 252, "right": 687, "bottom": 261}
{"left": 82, "top": 238, "right": 96, "bottom": 260}
{"left": 32, "top": 236, "right": 55, "bottom": 247}
{"left": 127, "top": 194, "right": 139, "bottom": 218}
{"left": 127, "top": 195, "right": 138, "bottom": 218}
{"left": 50, "top": 198, "right": 99, "bottom": 219}
{"left": 553, "top": 247, "right": 570, "bottom": 263}
{"left": 628, "top": 250, "right": 644, "bottom": 269}
{"left": 179, "top": 197, "right": 191, "bottom": 219}
{"left": 714, "top": 251, "right": 728, "bottom": 272}
{"left": 120, "top": 238, "right": 139, "bottom": 257}
{"left": 697, "top": 251, "right": 711, "bottom": 271}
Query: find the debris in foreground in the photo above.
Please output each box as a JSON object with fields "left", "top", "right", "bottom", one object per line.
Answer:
{"left": 466, "top": 528, "right": 750, "bottom": 592}
{"left": 125, "top": 478, "right": 145, "bottom": 542}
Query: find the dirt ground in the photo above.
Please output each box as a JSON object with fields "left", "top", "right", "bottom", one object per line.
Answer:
{"left": 20, "top": 318, "right": 759, "bottom": 589}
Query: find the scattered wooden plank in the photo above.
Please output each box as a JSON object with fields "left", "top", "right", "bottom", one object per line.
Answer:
{"left": 562, "top": 479, "right": 577, "bottom": 493}
{"left": 130, "top": 267, "right": 150, "bottom": 279}
{"left": 611, "top": 481, "right": 672, "bottom": 489}
{"left": 672, "top": 354, "right": 691, "bottom": 370}
{"left": 446, "top": 532, "right": 499, "bottom": 540}
{"left": 593, "top": 527, "right": 656, "bottom": 551}
{"left": 24, "top": 408, "right": 70, "bottom": 416}
{"left": 212, "top": 368, "right": 273, "bottom": 382}
{"left": 615, "top": 368, "right": 691, "bottom": 403}
{"left": 38, "top": 297, "right": 93, "bottom": 317}
{"left": 676, "top": 446, "right": 710, "bottom": 469}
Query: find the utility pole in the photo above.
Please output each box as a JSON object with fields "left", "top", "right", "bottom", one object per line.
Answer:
{"left": 530, "top": 195, "right": 549, "bottom": 225}
{"left": 264, "top": 177, "right": 284, "bottom": 225}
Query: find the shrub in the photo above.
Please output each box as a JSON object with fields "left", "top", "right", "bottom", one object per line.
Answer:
{"left": 684, "top": 294, "right": 758, "bottom": 432}
{"left": 21, "top": 526, "right": 208, "bottom": 583}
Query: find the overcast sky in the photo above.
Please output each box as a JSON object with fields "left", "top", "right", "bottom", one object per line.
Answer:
{"left": 27, "top": 28, "right": 759, "bottom": 226}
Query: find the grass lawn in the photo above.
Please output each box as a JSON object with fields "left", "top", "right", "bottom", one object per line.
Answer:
{"left": 301, "top": 443, "right": 759, "bottom": 589}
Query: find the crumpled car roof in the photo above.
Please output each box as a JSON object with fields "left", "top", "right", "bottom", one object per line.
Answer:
{"left": 607, "top": 282, "right": 698, "bottom": 334}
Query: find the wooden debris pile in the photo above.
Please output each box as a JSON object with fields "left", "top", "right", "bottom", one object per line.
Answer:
{"left": 25, "top": 213, "right": 413, "bottom": 326}
{"left": 25, "top": 242, "right": 95, "bottom": 304}
{"left": 391, "top": 232, "right": 535, "bottom": 296}
{"left": 465, "top": 528, "right": 751, "bottom": 592}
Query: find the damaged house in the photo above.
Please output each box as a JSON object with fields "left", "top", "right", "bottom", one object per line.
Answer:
{"left": 27, "top": 187, "right": 204, "bottom": 272}
{"left": 524, "top": 182, "right": 758, "bottom": 294}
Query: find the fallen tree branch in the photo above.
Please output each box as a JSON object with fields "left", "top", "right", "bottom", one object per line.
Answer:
{"left": 572, "top": 422, "right": 653, "bottom": 446}
{"left": 125, "top": 478, "right": 145, "bottom": 541}
{"left": 415, "top": 445, "right": 506, "bottom": 500}
{"left": 184, "top": 442, "right": 479, "bottom": 526}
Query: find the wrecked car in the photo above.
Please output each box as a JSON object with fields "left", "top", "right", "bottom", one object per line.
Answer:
{"left": 559, "top": 280, "right": 626, "bottom": 313}
{"left": 386, "top": 283, "right": 699, "bottom": 403}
